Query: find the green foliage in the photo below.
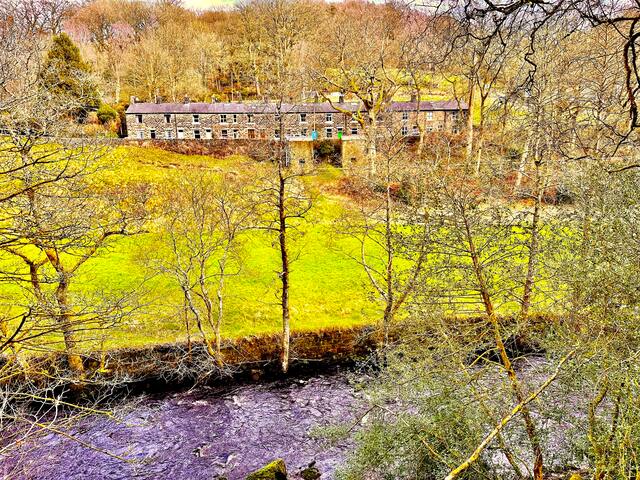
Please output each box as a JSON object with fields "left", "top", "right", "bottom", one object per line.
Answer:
{"left": 96, "top": 103, "right": 118, "bottom": 125}
{"left": 40, "top": 33, "right": 100, "bottom": 119}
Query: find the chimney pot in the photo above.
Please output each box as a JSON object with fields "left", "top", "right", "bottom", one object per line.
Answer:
{"left": 411, "top": 93, "right": 417, "bottom": 103}
{"left": 183, "top": 95, "right": 190, "bottom": 104}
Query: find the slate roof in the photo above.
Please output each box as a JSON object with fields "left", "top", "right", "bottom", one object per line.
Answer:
{"left": 126, "top": 100, "right": 468, "bottom": 115}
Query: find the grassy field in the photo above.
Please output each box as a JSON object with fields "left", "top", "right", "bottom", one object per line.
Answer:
{"left": 1, "top": 146, "right": 377, "bottom": 350}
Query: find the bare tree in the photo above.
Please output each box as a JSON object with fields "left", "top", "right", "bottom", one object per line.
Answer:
{"left": 154, "top": 172, "right": 253, "bottom": 364}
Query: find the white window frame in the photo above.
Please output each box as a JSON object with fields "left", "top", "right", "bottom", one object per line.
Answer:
{"left": 164, "top": 114, "right": 171, "bottom": 123}
{"left": 402, "top": 111, "right": 409, "bottom": 121}
{"left": 325, "top": 127, "right": 333, "bottom": 138}
{"left": 325, "top": 113, "right": 333, "bottom": 123}
{"left": 426, "top": 111, "right": 433, "bottom": 120}
{"left": 177, "top": 128, "right": 185, "bottom": 139}
{"left": 165, "top": 130, "right": 173, "bottom": 139}
{"left": 194, "top": 129, "right": 201, "bottom": 139}
{"left": 135, "top": 114, "right": 143, "bottom": 123}
{"left": 205, "top": 128, "right": 212, "bottom": 139}
{"left": 136, "top": 130, "right": 144, "bottom": 139}
{"left": 247, "top": 113, "right": 254, "bottom": 124}
{"left": 193, "top": 114, "right": 200, "bottom": 124}
{"left": 220, "top": 114, "right": 227, "bottom": 124}
{"left": 221, "top": 129, "right": 228, "bottom": 139}
{"left": 233, "top": 129, "right": 239, "bottom": 139}
{"left": 401, "top": 125, "right": 408, "bottom": 136}
{"left": 232, "top": 114, "right": 238, "bottom": 124}
{"left": 150, "top": 129, "right": 156, "bottom": 139}
{"left": 299, "top": 113, "right": 307, "bottom": 123}
{"left": 350, "top": 126, "right": 358, "bottom": 135}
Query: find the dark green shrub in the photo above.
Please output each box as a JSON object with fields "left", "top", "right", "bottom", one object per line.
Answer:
{"left": 96, "top": 103, "right": 118, "bottom": 125}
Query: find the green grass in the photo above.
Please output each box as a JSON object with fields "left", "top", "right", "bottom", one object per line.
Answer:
{"left": 2, "top": 146, "right": 377, "bottom": 350}
{"left": 1, "top": 145, "right": 565, "bottom": 352}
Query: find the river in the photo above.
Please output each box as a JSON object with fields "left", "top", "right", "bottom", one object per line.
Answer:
{"left": 2, "top": 373, "right": 359, "bottom": 480}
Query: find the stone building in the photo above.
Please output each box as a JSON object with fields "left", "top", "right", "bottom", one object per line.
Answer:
{"left": 125, "top": 98, "right": 467, "bottom": 141}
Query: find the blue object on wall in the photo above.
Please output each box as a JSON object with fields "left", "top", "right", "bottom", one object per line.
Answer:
{"left": 311, "top": 130, "right": 318, "bottom": 140}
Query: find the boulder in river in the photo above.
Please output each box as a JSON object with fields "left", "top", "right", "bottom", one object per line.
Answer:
{"left": 245, "top": 459, "right": 287, "bottom": 480}
{"left": 299, "top": 463, "right": 321, "bottom": 480}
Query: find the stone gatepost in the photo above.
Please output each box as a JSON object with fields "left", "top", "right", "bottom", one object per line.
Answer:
{"left": 340, "top": 136, "right": 367, "bottom": 172}
{"left": 288, "top": 139, "right": 315, "bottom": 173}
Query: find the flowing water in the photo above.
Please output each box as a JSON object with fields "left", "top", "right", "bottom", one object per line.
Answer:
{"left": 2, "top": 373, "right": 359, "bottom": 480}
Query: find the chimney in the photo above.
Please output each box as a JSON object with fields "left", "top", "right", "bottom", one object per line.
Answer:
{"left": 130, "top": 95, "right": 137, "bottom": 105}
{"left": 410, "top": 93, "right": 417, "bottom": 103}
{"left": 183, "top": 95, "right": 190, "bottom": 104}
{"left": 338, "top": 93, "right": 345, "bottom": 103}
{"left": 313, "top": 92, "right": 319, "bottom": 103}
{"left": 155, "top": 95, "right": 163, "bottom": 104}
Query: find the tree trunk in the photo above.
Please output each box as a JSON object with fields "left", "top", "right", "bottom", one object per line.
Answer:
{"left": 55, "top": 275, "right": 84, "bottom": 374}
{"left": 515, "top": 136, "right": 531, "bottom": 191}
{"left": 474, "top": 94, "right": 486, "bottom": 175}
{"left": 278, "top": 161, "right": 291, "bottom": 374}
{"left": 215, "top": 252, "right": 228, "bottom": 366}
{"left": 382, "top": 179, "right": 394, "bottom": 349}
{"left": 465, "top": 65, "right": 476, "bottom": 163}
{"left": 461, "top": 210, "right": 545, "bottom": 480}
{"left": 521, "top": 158, "right": 543, "bottom": 319}
{"left": 367, "top": 114, "right": 378, "bottom": 176}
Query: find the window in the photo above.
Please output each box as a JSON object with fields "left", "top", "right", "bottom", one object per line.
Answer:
{"left": 233, "top": 129, "right": 239, "bottom": 139}
{"left": 220, "top": 114, "right": 227, "bottom": 123}
{"left": 135, "top": 114, "right": 143, "bottom": 123}
{"left": 221, "top": 129, "right": 228, "bottom": 139}
{"left": 274, "top": 129, "right": 280, "bottom": 140}
{"left": 325, "top": 127, "right": 333, "bottom": 138}
{"left": 337, "top": 127, "right": 343, "bottom": 139}
{"left": 193, "top": 114, "right": 200, "bottom": 124}
{"left": 299, "top": 113, "right": 307, "bottom": 123}
{"left": 232, "top": 114, "right": 238, "bottom": 124}
{"left": 177, "top": 129, "right": 185, "bottom": 139}
{"left": 301, "top": 128, "right": 307, "bottom": 136}
{"left": 325, "top": 113, "right": 333, "bottom": 123}
{"left": 402, "top": 111, "right": 409, "bottom": 121}
{"left": 401, "top": 125, "right": 408, "bottom": 136}
{"left": 426, "top": 126, "right": 434, "bottom": 132}
{"left": 248, "top": 128, "right": 256, "bottom": 139}
{"left": 136, "top": 130, "right": 144, "bottom": 139}
{"left": 194, "top": 129, "right": 201, "bottom": 139}
{"left": 164, "top": 114, "right": 171, "bottom": 123}
{"left": 150, "top": 129, "right": 156, "bottom": 139}
{"left": 205, "top": 129, "right": 212, "bottom": 139}
{"left": 165, "top": 130, "right": 173, "bottom": 140}
{"left": 412, "top": 125, "right": 419, "bottom": 136}
{"left": 350, "top": 126, "right": 358, "bottom": 135}
{"left": 427, "top": 111, "right": 433, "bottom": 120}
{"left": 247, "top": 114, "right": 254, "bottom": 124}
